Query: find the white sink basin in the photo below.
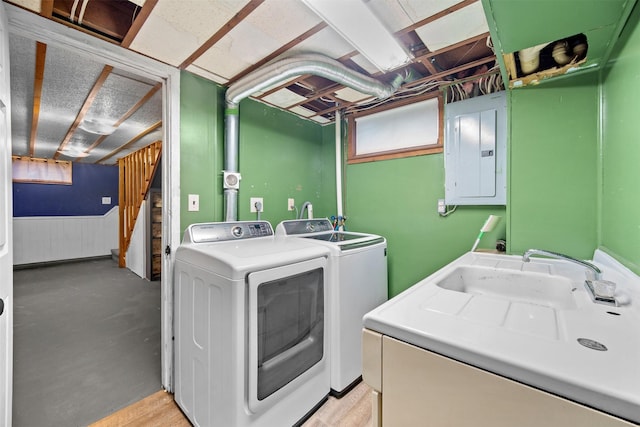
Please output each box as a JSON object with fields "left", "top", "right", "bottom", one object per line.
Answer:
{"left": 435, "top": 266, "right": 578, "bottom": 310}
{"left": 363, "top": 251, "right": 640, "bottom": 424}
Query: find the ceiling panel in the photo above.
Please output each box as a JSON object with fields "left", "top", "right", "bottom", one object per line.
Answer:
{"left": 262, "top": 88, "right": 308, "bottom": 108}
{"left": 9, "top": 34, "right": 35, "bottom": 157}
{"left": 286, "top": 26, "right": 355, "bottom": 58}
{"left": 192, "top": 0, "right": 321, "bottom": 82}
{"left": 34, "top": 44, "right": 106, "bottom": 159}
{"left": 83, "top": 71, "right": 156, "bottom": 126}
{"left": 414, "top": 2, "right": 489, "bottom": 51}
{"left": 334, "top": 87, "right": 374, "bottom": 103}
{"left": 128, "top": 0, "right": 253, "bottom": 66}
{"left": 395, "top": 0, "right": 461, "bottom": 24}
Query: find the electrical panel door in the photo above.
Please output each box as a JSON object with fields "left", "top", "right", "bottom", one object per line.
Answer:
{"left": 445, "top": 92, "right": 506, "bottom": 205}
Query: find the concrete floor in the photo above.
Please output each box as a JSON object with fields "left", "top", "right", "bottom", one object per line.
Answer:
{"left": 13, "top": 258, "right": 162, "bottom": 427}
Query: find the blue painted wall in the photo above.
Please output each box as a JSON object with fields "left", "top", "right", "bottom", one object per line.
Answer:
{"left": 13, "top": 163, "right": 118, "bottom": 217}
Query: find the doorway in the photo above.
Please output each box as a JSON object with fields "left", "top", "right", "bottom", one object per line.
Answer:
{"left": 5, "top": 3, "right": 180, "bottom": 423}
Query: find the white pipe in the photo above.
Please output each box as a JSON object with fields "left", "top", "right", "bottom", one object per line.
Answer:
{"left": 70, "top": 0, "right": 80, "bottom": 22}
{"left": 78, "top": 0, "right": 89, "bottom": 25}
{"left": 335, "top": 110, "right": 343, "bottom": 224}
{"left": 518, "top": 42, "right": 549, "bottom": 75}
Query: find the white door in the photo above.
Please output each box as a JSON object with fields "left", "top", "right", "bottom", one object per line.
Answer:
{"left": 0, "top": 1, "right": 12, "bottom": 425}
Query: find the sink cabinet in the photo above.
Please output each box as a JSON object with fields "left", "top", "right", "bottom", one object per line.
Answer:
{"left": 362, "top": 329, "right": 636, "bottom": 427}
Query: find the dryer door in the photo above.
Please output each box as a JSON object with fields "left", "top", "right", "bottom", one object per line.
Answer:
{"left": 247, "top": 256, "right": 327, "bottom": 413}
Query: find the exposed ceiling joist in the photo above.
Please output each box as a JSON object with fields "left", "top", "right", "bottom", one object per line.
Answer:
{"left": 97, "top": 121, "right": 162, "bottom": 164}
{"left": 82, "top": 82, "right": 162, "bottom": 156}
{"left": 121, "top": 0, "right": 158, "bottom": 48}
{"left": 179, "top": 0, "right": 266, "bottom": 69}
{"left": 29, "top": 41, "right": 46, "bottom": 157}
{"left": 53, "top": 64, "right": 113, "bottom": 160}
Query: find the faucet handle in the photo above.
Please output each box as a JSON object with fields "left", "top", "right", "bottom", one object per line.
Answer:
{"left": 592, "top": 280, "right": 616, "bottom": 298}
{"left": 585, "top": 280, "right": 617, "bottom": 306}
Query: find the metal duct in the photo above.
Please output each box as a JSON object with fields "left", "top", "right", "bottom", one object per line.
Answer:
{"left": 223, "top": 53, "right": 405, "bottom": 221}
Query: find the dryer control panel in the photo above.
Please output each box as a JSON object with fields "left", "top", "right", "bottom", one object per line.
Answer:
{"left": 184, "top": 221, "right": 273, "bottom": 243}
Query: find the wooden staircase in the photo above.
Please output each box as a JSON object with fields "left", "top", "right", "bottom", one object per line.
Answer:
{"left": 118, "top": 141, "right": 162, "bottom": 268}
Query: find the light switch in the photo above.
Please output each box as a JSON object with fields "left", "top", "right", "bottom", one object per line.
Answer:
{"left": 188, "top": 194, "right": 199, "bottom": 212}
{"left": 102, "top": 197, "right": 111, "bottom": 205}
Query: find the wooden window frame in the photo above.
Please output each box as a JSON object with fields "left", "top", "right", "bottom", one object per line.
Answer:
{"left": 347, "top": 92, "right": 444, "bottom": 164}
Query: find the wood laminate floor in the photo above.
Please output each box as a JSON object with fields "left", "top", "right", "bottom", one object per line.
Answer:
{"left": 91, "top": 381, "right": 373, "bottom": 427}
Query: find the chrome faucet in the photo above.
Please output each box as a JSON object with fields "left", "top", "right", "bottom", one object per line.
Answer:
{"left": 522, "top": 249, "right": 602, "bottom": 280}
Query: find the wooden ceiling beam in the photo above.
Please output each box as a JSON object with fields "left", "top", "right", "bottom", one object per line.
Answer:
{"left": 40, "top": 0, "right": 54, "bottom": 17}
{"left": 96, "top": 121, "right": 162, "bottom": 164}
{"left": 179, "top": 0, "right": 265, "bottom": 69}
{"left": 29, "top": 42, "right": 47, "bottom": 157}
{"left": 227, "top": 22, "right": 328, "bottom": 85}
{"left": 121, "top": 0, "right": 159, "bottom": 48}
{"left": 53, "top": 64, "right": 113, "bottom": 160}
{"left": 415, "top": 32, "right": 491, "bottom": 64}
{"left": 82, "top": 83, "right": 162, "bottom": 155}
{"left": 405, "top": 55, "right": 496, "bottom": 89}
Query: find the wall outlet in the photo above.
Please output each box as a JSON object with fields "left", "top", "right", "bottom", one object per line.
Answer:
{"left": 437, "top": 199, "right": 446, "bottom": 214}
{"left": 101, "top": 197, "right": 111, "bottom": 205}
{"left": 188, "top": 194, "right": 199, "bottom": 212}
{"left": 250, "top": 197, "right": 264, "bottom": 213}
{"left": 288, "top": 198, "right": 295, "bottom": 211}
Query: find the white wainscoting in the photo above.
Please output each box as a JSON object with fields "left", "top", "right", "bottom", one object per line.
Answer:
{"left": 13, "top": 206, "right": 119, "bottom": 266}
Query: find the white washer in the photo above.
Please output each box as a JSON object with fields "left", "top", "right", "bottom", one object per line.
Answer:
{"left": 174, "top": 221, "right": 331, "bottom": 427}
{"left": 275, "top": 219, "right": 388, "bottom": 396}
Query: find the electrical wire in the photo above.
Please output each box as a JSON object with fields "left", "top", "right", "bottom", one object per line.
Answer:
{"left": 439, "top": 205, "right": 457, "bottom": 217}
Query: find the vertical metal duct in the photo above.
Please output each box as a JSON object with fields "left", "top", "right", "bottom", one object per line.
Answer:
{"left": 223, "top": 53, "right": 405, "bottom": 221}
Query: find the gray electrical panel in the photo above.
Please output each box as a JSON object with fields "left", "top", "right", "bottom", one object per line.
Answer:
{"left": 444, "top": 91, "right": 507, "bottom": 205}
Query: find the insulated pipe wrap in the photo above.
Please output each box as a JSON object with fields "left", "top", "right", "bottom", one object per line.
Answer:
{"left": 223, "top": 53, "right": 406, "bottom": 221}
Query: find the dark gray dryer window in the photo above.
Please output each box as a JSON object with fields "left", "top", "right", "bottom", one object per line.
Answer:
{"left": 256, "top": 268, "right": 324, "bottom": 400}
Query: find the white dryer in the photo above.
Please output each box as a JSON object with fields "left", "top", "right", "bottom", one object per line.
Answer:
{"left": 174, "top": 221, "right": 331, "bottom": 427}
{"left": 275, "top": 219, "right": 388, "bottom": 396}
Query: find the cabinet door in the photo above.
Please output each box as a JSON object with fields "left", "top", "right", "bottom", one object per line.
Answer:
{"left": 382, "top": 336, "right": 634, "bottom": 427}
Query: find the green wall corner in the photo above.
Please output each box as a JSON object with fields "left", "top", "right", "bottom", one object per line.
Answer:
{"left": 508, "top": 75, "right": 599, "bottom": 260}
{"left": 600, "top": 2, "right": 640, "bottom": 275}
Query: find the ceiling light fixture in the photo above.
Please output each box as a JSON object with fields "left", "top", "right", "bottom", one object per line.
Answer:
{"left": 78, "top": 118, "right": 117, "bottom": 135}
{"left": 301, "top": 0, "right": 411, "bottom": 72}
{"left": 57, "top": 147, "right": 90, "bottom": 158}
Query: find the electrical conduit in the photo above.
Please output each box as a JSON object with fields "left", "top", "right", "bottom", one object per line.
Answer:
{"left": 223, "top": 53, "right": 405, "bottom": 221}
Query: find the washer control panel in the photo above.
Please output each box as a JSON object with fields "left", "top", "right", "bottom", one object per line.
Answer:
{"left": 278, "top": 219, "right": 333, "bottom": 235}
{"left": 185, "top": 221, "right": 273, "bottom": 243}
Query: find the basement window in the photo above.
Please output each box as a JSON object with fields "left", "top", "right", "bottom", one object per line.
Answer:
{"left": 347, "top": 94, "right": 443, "bottom": 164}
{"left": 12, "top": 156, "right": 72, "bottom": 185}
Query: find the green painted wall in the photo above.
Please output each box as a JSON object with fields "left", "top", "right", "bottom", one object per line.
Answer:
{"left": 345, "top": 154, "right": 506, "bottom": 297}
{"left": 180, "top": 71, "right": 335, "bottom": 234}
{"left": 600, "top": 3, "right": 640, "bottom": 274}
{"left": 180, "top": 72, "right": 224, "bottom": 233}
{"left": 236, "top": 100, "right": 335, "bottom": 223}
{"left": 508, "top": 74, "right": 599, "bottom": 259}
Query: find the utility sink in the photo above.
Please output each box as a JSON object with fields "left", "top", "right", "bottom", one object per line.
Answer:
{"left": 435, "top": 266, "right": 578, "bottom": 310}
{"left": 363, "top": 251, "right": 640, "bottom": 424}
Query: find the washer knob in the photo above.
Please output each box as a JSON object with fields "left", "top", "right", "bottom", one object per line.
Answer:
{"left": 231, "top": 226, "right": 243, "bottom": 238}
